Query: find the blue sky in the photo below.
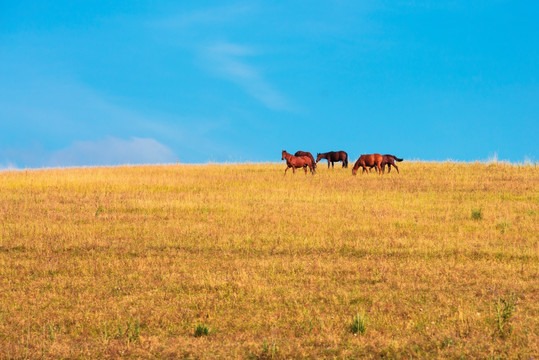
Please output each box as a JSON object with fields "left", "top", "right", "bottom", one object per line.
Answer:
{"left": 1, "top": 1, "right": 537, "bottom": 168}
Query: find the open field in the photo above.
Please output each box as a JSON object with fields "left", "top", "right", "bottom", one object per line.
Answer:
{"left": 0, "top": 162, "right": 538, "bottom": 359}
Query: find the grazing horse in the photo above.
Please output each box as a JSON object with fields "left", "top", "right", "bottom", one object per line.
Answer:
{"left": 352, "top": 154, "right": 383, "bottom": 175}
{"left": 316, "top": 151, "right": 349, "bottom": 168}
{"left": 294, "top": 151, "right": 316, "bottom": 169}
{"left": 381, "top": 154, "right": 403, "bottom": 173}
{"left": 369, "top": 154, "right": 404, "bottom": 174}
{"left": 281, "top": 150, "right": 315, "bottom": 175}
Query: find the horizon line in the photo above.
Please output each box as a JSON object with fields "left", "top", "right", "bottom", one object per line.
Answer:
{"left": 1, "top": 158, "right": 537, "bottom": 172}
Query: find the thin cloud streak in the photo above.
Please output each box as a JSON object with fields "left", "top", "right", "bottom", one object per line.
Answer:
{"left": 0, "top": 137, "right": 177, "bottom": 169}
{"left": 0, "top": 59, "right": 239, "bottom": 166}
{"left": 47, "top": 137, "right": 177, "bottom": 167}
{"left": 148, "top": 5, "right": 298, "bottom": 112}
{"left": 201, "top": 42, "right": 294, "bottom": 112}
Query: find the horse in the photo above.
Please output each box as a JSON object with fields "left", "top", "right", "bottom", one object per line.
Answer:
{"left": 294, "top": 151, "right": 316, "bottom": 169}
{"left": 352, "top": 154, "right": 383, "bottom": 175}
{"left": 281, "top": 150, "right": 315, "bottom": 175}
{"left": 368, "top": 154, "right": 403, "bottom": 174}
{"left": 316, "top": 151, "right": 349, "bottom": 168}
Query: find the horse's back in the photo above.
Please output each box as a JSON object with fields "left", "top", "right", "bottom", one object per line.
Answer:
{"left": 381, "top": 154, "right": 394, "bottom": 164}
{"left": 289, "top": 154, "right": 312, "bottom": 167}
{"left": 295, "top": 151, "right": 315, "bottom": 161}
{"left": 359, "top": 153, "right": 382, "bottom": 165}
{"left": 326, "top": 151, "right": 347, "bottom": 161}
{"left": 295, "top": 151, "right": 311, "bottom": 157}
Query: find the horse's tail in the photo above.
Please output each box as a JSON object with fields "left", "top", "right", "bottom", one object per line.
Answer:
{"left": 393, "top": 155, "right": 403, "bottom": 162}
{"left": 344, "top": 154, "right": 349, "bottom": 168}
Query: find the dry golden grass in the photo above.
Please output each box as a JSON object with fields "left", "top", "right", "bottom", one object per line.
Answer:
{"left": 0, "top": 162, "right": 537, "bottom": 359}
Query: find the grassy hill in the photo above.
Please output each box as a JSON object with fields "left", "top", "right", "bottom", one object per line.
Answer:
{"left": 1, "top": 162, "right": 537, "bottom": 358}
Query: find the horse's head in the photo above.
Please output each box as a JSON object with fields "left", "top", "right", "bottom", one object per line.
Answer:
{"left": 316, "top": 153, "right": 322, "bottom": 163}
{"left": 352, "top": 164, "right": 359, "bottom": 176}
{"left": 281, "top": 150, "right": 287, "bottom": 160}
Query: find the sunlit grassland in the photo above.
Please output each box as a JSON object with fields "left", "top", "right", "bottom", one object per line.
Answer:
{"left": 0, "top": 162, "right": 537, "bottom": 358}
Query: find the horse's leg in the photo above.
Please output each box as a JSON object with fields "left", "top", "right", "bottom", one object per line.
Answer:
{"left": 284, "top": 166, "right": 289, "bottom": 175}
{"left": 292, "top": 166, "right": 296, "bottom": 174}
{"left": 393, "top": 164, "right": 399, "bottom": 174}
{"left": 327, "top": 160, "right": 330, "bottom": 169}
{"left": 377, "top": 163, "right": 382, "bottom": 174}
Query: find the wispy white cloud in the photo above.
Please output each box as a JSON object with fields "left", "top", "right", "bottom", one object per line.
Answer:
{"left": 47, "top": 137, "right": 177, "bottom": 167}
{"left": 0, "top": 137, "right": 177, "bottom": 169}
{"left": 0, "top": 58, "right": 236, "bottom": 166}
{"left": 201, "top": 41, "right": 294, "bottom": 111}
{"left": 148, "top": 4, "right": 296, "bottom": 112}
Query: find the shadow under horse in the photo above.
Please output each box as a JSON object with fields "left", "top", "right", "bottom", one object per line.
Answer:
{"left": 352, "top": 154, "right": 383, "bottom": 175}
{"left": 282, "top": 150, "right": 316, "bottom": 175}
{"left": 316, "top": 151, "right": 349, "bottom": 168}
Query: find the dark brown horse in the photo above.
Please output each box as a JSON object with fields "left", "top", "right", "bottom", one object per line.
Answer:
{"left": 381, "top": 154, "right": 403, "bottom": 173}
{"left": 352, "top": 154, "right": 383, "bottom": 175}
{"left": 294, "top": 151, "right": 316, "bottom": 169}
{"left": 368, "top": 154, "right": 403, "bottom": 174}
{"left": 316, "top": 151, "right": 349, "bottom": 168}
{"left": 282, "top": 150, "right": 315, "bottom": 175}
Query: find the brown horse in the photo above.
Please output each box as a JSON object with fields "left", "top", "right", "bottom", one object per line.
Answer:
{"left": 381, "top": 154, "right": 403, "bottom": 173}
{"left": 368, "top": 154, "right": 403, "bottom": 174}
{"left": 281, "top": 150, "right": 315, "bottom": 175}
{"left": 352, "top": 154, "right": 383, "bottom": 175}
{"left": 316, "top": 151, "right": 349, "bottom": 168}
{"left": 294, "top": 151, "right": 316, "bottom": 169}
